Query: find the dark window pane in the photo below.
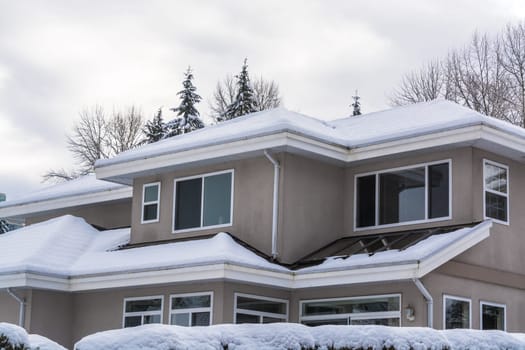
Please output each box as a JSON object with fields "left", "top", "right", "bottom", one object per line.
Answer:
{"left": 125, "top": 299, "right": 162, "bottom": 312}
{"left": 445, "top": 298, "right": 470, "bottom": 329}
{"left": 486, "top": 192, "right": 507, "bottom": 222}
{"left": 302, "top": 318, "right": 348, "bottom": 326}
{"left": 262, "top": 316, "right": 286, "bottom": 323}
{"left": 236, "top": 313, "right": 260, "bottom": 324}
{"left": 482, "top": 304, "right": 505, "bottom": 330}
{"left": 172, "top": 313, "right": 190, "bottom": 326}
{"left": 302, "top": 296, "right": 399, "bottom": 316}
{"left": 143, "top": 314, "right": 161, "bottom": 324}
{"left": 124, "top": 316, "right": 142, "bottom": 327}
{"left": 356, "top": 175, "right": 376, "bottom": 227}
{"left": 350, "top": 318, "right": 400, "bottom": 326}
{"left": 175, "top": 178, "right": 202, "bottom": 230}
{"left": 143, "top": 203, "right": 158, "bottom": 221}
{"left": 192, "top": 312, "right": 211, "bottom": 326}
{"left": 144, "top": 184, "right": 159, "bottom": 202}
{"left": 203, "top": 173, "right": 232, "bottom": 226}
{"left": 379, "top": 168, "right": 425, "bottom": 225}
{"left": 237, "top": 296, "right": 287, "bottom": 314}
{"left": 172, "top": 295, "right": 211, "bottom": 310}
{"left": 429, "top": 163, "right": 449, "bottom": 219}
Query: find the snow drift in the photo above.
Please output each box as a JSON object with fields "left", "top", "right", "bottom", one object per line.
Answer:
{"left": 0, "top": 322, "right": 66, "bottom": 350}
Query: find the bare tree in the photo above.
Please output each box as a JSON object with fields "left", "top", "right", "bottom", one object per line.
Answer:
{"left": 107, "top": 106, "right": 145, "bottom": 154}
{"left": 209, "top": 75, "right": 236, "bottom": 120}
{"left": 252, "top": 77, "right": 282, "bottom": 111}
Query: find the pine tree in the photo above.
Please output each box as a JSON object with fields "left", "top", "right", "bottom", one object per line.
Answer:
{"left": 351, "top": 90, "right": 361, "bottom": 116}
{"left": 219, "top": 58, "right": 257, "bottom": 121}
{"left": 167, "top": 66, "right": 204, "bottom": 137}
{"left": 143, "top": 108, "right": 166, "bottom": 143}
{"left": 0, "top": 219, "right": 10, "bottom": 234}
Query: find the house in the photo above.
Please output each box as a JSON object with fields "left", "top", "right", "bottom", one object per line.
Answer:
{"left": 0, "top": 100, "right": 523, "bottom": 348}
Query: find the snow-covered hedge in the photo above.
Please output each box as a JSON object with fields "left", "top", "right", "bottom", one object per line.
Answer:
{"left": 74, "top": 323, "right": 525, "bottom": 350}
{"left": 0, "top": 323, "right": 66, "bottom": 350}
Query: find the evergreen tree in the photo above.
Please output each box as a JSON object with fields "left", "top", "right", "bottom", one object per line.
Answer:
{"left": 167, "top": 66, "right": 204, "bottom": 137}
{"left": 0, "top": 219, "right": 10, "bottom": 234}
{"left": 351, "top": 90, "right": 361, "bottom": 116}
{"left": 143, "top": 108, "right": 166, "bottom": 143}
{"left": 219, "top": 58, "right": 257, "bottom": 121}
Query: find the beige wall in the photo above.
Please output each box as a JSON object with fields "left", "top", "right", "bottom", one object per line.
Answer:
{"left": 0, "top": 289, "right": 31, "bottom": 328}
{"left": 26, "top": 200, "right": 131, "bottom": 229}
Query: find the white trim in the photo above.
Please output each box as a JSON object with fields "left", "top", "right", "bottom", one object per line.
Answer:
{"left": 141, "top": 182, "right": 161, "bottom": 224}
{"left": 443, "top": 294, "right": 472, "bottom": 330}
{"left": 234, "top": 292, "right": 289, "bottom": 324}
{"left": 172, "top": 169, "right": 234, "bottom": 234}
{"left": 122, "top": 295, "right": 164, "bottom": 328}
{"left": 169, "top": 291, "right": 213, "bottom": 326}
{"left": 354, "top": 159, "right": 452, "bottom": 231}
{"left": 480, "top": 300, "right": 506, "bottom": 331}
{"left": 483, "top": 159, "right": 509, "bottom": 225}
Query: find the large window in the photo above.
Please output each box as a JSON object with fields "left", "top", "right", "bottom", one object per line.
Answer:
{"left": 234, "top": 293, "right": 288, "bottom": 324}
{"left": 170, "top": 292, "right": 213, "bottom": 327}
{"left": 483, "top": 160, "right": 509, "bottom": 224}
{"left": 300, "top": 294, "right": 401, "bottom": 326}
{"left": 444, "top": 295, "right": 471, "bottom": 329}
{"left": 173, "top": 170, "right": 233, "bottom": 232}
{"left": 481, "top": 301, "right": 506, "bottom": 331}
{"left": 142, "top": 182, "right": 160, "bottom": 223}
{"left": 355, "top": 161, "right": 450, "bottom": 229}
{"left": 123, "top": 296, "right": 163, "bottom": 327}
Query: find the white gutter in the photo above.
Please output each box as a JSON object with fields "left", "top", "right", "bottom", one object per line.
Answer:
{"left": 264, "top": 150, "right": 280, "bottom": 260}
{"left": 6, "top": 288, "right": 26, "bottom": 328}
{"left": 413, "top": 278, "right": 433, "bottom": 328}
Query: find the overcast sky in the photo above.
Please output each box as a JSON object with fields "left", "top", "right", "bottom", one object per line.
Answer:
{"left": 1, "top": 0, "right": 524, "bottom": 199}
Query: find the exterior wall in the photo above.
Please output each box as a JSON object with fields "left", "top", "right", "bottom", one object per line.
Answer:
{"left": 25, "top": 200, "right": 131, "bottom": 229}
{"left": 0, "top": 289, "right": 31, "bottom": 328}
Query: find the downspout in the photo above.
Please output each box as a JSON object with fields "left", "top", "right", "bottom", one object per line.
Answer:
{"left": 413, "top": 278, "right": 433, "bottom": 328}
{"left": 264, "top": 150, "right": 280, "bottom": 260}
{"left": 7, "top": 288, "right": 26, "bottom": 328}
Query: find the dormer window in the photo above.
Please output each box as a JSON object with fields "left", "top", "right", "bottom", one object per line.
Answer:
{"left": 355, "top": 160, "right": 451, "bottom": 229}
{"left": 141, "top": 182, "right": 160, "bottom": 223}
{"left": 483, "top": 159, "right": 509, "bottom": 224}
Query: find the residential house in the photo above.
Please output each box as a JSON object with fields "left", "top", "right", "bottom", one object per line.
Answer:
{"left": 0, "top": 100, "right": 523, "bottom": 348}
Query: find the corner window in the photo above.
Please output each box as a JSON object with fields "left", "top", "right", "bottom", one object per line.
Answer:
{"left": 170, "top": 292, "right": 213, "bottom": 327}
{"left": 300, "top": 294, "right": 401, "bottom": 326}
{"left": 444, "top": 295, "right": 471, "bottom": 329}
{"left": 234, "top": 293, "right": 288, "bottom": 324}
{"left": 481, "top": 301, "right": 506, "bottom": 331}
{"left": 355, "top": 161, "right": 450, "bottom": 229}
{"left": 173, "top": 170, "right": 233, "bottom": 232}
{"left": 142, "top": 182, "right": 160, "bottom": 223}
{"left": 123, "top": 296, "right": 163, "bottom": 327}
{"left": 483, "top": 160, "right": 509, "bottom": 224}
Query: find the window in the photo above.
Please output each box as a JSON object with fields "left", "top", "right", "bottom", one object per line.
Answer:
{"left": 481, "top": 301, "right": 506, "bottom": 331}
{"left": 170, "top": 292, "right": 213, "bottom": 327}
{"left": 123, "top": 296, "right": 163, "bottom": 327}
{"left": 234, "top": 293, "right": 288, "bottom": 324}
{"left": 174, "top": 170, "right": 233, "bottom": 232}
{"left": 142, "top": 182, "right": 160, "bottom": 223}
{"left": 444, "top": 295, "right": 471, "bottom": 329}
{"left": 483, "top": 160, "right": 509, "bottom": 224}
{"left": 355, "top": 160, "right": 450, "bottom": 229}
{"left": 300, "top": 294, "right": 401, "bottom": 326}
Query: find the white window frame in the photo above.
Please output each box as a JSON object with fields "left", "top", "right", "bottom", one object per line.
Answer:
{"left": 354, "top": 159, "right": 452, "bottom": 231}
{"left": 141, "top": 182, "right": 161, "bottom": 224}
{"left": 443, "top": 294, "right": 471, "bottom": 330}
{"left": 480, "top": 300, "right": 506, "bottom": 331}
{"left": 172, "top": 169, "right": 234, "bottom": 233}
{"left": 483, "top": 159, "right": 509, "bottom": 225}
{"left": 299, "top": 293, "right": 402, "bottom": 326}
{"left": 122, "top": 295, "right": 164, "bottom": 328}
{"left": 234, "top": 292, "right": 289, "bottom": 324}
{"left": 169, "top": 291, "right": 213, "bottom": 327}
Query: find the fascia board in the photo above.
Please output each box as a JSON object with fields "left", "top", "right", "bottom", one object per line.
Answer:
{"left": 0, "top": 187, "right": 132, "bottom": 218}
{"left": 0, "top": 273, "right": 69, "bottom": 291}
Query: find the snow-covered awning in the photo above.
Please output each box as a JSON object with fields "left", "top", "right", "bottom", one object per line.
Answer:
{"left": 0, "top": 216, "right": 491, "bottom": 291}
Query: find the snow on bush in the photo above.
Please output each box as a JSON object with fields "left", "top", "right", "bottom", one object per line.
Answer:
{"left": 0, "top": 323, "right": 65, "bottom": 350}
{"left": 74, "top": 323, "right": 525, "bottom": 350}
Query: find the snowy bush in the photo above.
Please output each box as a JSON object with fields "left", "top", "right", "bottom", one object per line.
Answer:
{"left": 74, "top": 323, "right": 525, "bottom": 350}
{"left": 0, "top": 323, "right": 65, "bottom": 350}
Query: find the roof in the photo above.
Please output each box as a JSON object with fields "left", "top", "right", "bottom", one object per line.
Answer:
{"left": 94, "top": 100, "right": 525, "bottom": 184}
{"left": 0, "top": 215, "right": 492, "bottom": 291}
{"left": 0, "top": 174, "right": 131, "bottom": 218}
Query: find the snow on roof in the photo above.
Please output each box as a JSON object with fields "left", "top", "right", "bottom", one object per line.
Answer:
{"left": 74, "top": 323, "right": 525, "bottom": 350}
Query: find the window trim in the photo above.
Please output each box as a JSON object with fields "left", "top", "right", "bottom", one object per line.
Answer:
{"left": 234, "top": 292, "right": 289, "bottom": 324}
{"left": 443, "top": 294, "right": 471, "bottom": 330}
{"left": 141, "top": 182, "right": 161, "bottom": 224}
{"left": 483, "top": 159, "right": 509, "bottom": 225}
{"left": 122, "top": 295, "right": 164, "bottom": 328}
{"left": 353, "top": 159, "right": 452, "bottom": 231}
{"left": 169, "top": 291, "right": 214, "bottom": 327}
{"left": 299, "top": 293, "right": 402, "bottom": 326}
{"left": 172, "top": 169, "right": 234, "bottom": 234}
{"left": 480, "top": 300, "right": 506, "bottom": 331}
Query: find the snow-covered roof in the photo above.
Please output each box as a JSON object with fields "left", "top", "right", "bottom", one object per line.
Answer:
{"left": 95, "top": 100, "right": 525, "bottom": 184}
{"left": 0, "top": 174, "right": 131, "bottom": 218}
{"left": 0, "top": 215, "right": 491, "bottom": 291}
